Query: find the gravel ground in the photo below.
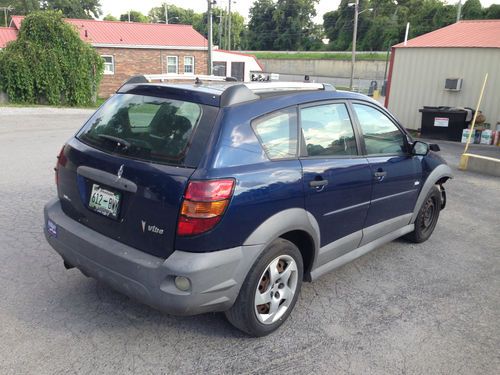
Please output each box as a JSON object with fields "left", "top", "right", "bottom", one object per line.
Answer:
{"left": 0, "top": 107, "right": 498, "bottom": 375}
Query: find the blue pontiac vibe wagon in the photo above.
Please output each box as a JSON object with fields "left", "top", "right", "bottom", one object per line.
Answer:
{"left": 44, "top": 78, "right": 452, "bottom": 336}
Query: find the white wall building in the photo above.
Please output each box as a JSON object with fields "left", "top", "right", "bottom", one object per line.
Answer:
{"left": 386, "top": 20, "right": 500, "bottom": 130}
{"left": 212, "top": 50, "right": 263, "bottom": 82}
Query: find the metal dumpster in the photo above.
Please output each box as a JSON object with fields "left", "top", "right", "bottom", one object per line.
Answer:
{"left": 419, "top": 106, "right": 473, "bottom": 141}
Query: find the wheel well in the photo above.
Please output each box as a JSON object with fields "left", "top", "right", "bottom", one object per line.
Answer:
{"left": 436, "top": 176, "right": 452, "bottom": 186}
{"left": 435, "top": 179, "right": 449, "bottom": 209}
{"left": 280, "top": 230, "right": 315, "bottom": 282}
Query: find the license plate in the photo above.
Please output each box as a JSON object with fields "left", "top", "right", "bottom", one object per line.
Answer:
{"left": 88, "top": 184, "right": 121, "bottom": 219}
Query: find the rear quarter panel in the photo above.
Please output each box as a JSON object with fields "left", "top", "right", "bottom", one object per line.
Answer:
{"left": 175, "top": 100, "right": 308, "bottom": 252}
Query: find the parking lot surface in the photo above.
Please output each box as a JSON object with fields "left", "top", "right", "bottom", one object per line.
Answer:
{"left": 0, "top": 107, "right": 499, "bottom": 374}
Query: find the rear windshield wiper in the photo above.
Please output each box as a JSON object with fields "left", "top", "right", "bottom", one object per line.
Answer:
{"left": 97, "top": 134, "right": 131, "bottom": 150}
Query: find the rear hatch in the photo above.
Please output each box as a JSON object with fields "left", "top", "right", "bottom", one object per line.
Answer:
{"left": 56, "top": 92, "right": 218, "bottom": 258}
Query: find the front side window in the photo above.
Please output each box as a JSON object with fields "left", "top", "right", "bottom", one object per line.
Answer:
{"left": 353, "top": 103, "right": 405, "bottom": 155}
{"left": 78, "top": 94, "right": 203, "bottom": 165}
{"left": 252, "top": 108, "right": 297, "bottom": 160}
{"left": 300, "top": 103, "right": 357, "bottom": 156}
{"left": 184, "top": 56, "right": 194, "bottom": 74}
{"left": 102, "top": 55, "right": 114, "bottom": 75}
{"left": 167, "top": 56, "right": 178, "bottom": 74}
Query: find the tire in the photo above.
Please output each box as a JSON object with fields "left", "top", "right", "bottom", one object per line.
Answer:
{"left": 225, "top": 238, "right": 303, "bottom": 337}
{"left": 405, "top": 185, "right": 442, "bottom": 243}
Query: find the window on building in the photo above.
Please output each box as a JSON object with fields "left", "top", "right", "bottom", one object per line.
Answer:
{"left": 352, "top": 103, "right": 405, "bottom": 155}
{"left": 102, "top": 55, "right": 114, "bottom": 75}
{"left": 213, "top": 61, "right": 227, "bottom": 77}
{"left": 184, "top": 56, "right": 194, "bottom": 74}
{"left": 252, "top": 107, "right": 298, "bottom": 160}
{"left": 300, "top": 103, "right": 357, "bottom": 157}
{"left": 167, "top": 56, "right": 178, "bottom": 74}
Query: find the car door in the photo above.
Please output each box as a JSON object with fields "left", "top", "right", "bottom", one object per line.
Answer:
{"left": 299, "top": 101, "right": 373, "bottom": 266}
{"left": 350, "top": 102, "right": 422, "bottom": 245}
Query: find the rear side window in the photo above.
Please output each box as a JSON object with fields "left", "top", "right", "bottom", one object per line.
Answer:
{"left": 78, "top": 94, "right": 205, "bottom": 166}
{"left": 252, "top": 107, "right": 298, "bottom": 160}
{"left": 300, "top": 103, "right": 357, "bottom": 156}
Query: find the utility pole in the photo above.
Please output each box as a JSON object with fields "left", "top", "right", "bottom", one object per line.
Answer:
{"left": 224, "top": 5, "right": 229, "bottom": 49}
{"left": 164, "top": 2, "right": 168, "bottom": 24}
{"left": 1, "top": 6, "right": 13, "bottom": 27}
{"left": 128, "top": 10, "right": 131, "bottom": 22}
{"left": 349, "top": 0, "right": 359, "bottom": 91}
{"left": 207, "top": 0, "right": 213, "bottom": 75}
{"left": 228, "top": 1, "right": 232, "bottom": 51}
{"left": 217, "top": 15, "right": 223, "bottom": 48}
{"left": 456, "top": 1, "right": 462, "bottom": 22}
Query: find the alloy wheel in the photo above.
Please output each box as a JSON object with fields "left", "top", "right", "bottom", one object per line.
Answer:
{"left": 254, "top": 255, "right": 298, "bottom": 325}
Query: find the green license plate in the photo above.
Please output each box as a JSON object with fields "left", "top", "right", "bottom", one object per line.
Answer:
{"left": 88, "top": 184, "right": 121, "bottom": 219}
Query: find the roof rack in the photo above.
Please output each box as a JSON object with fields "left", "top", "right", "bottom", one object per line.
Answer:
{"left": 245, "top": 82, "right": 334, "bottom": 92}
{"left": 119, "top": 76, "right": 336, "bottom": 107}
{"left": 220, "top": 82, "right": 335, "bottom": 107}
{"left": 124, "top": 74, "right": 237, "bottom": 85}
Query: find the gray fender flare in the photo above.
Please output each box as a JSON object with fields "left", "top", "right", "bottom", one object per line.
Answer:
{"left": 243, "top": 207, "right": 321, "bottom": 257}
{"left": 410, "top": 164, "right": 453, "bottom": 224}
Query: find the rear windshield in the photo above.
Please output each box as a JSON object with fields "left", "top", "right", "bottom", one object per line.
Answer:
{"left": 77, "top": 94, "right": 207, "bottom": 166}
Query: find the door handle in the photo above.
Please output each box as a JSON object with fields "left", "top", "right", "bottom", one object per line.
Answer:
{"left": 374, "top": 170, "right": 387, "bottom": 181}
{"left": 309, "top": 180, "right": 328, "bottom": 188}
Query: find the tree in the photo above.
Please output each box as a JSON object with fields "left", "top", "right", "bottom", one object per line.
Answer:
{"left": 0, "top": 0, "right": 39, "bottom": 15}
{"left": 203, "top": 7, "right": 245, "bottom": 50}
{"left": 43, "top": 0, "right": 102, "bottom": 19}
{"left": 147, "top": 4, "right": 245, "bottom": 50}
{"left": 0, "top": 1, "right": 102, "bottom": 21}
{"left": 431, "top": 4, "right": 457, "bottom": 29}
{"left": 485, "top": 4, "right": 500, "bottom": 19}
{"left": 148, "top": 4, "right": 196, "bottom": 24}
{"left": 461, "top": 0, "right": 483, "bottom": 20}
{"left": 322, "top": 0, "right": 483, "bottom": 52}
{"left": 0, "top": 11, "right": 103, "bottom": 105}
{"left": 103, "top": 14, "right": 117, "bottom": 21}
{"left": 0, "top": 0, "right": 40, "bottom": 25}
{"left": 247, "top": 0, "right": 321, "bottom": 50}
{"left": 273, "top": 0, "right": 319, "bottom": 50}
{"left": 323, "top": 0, "right": 364, "bottom": 51}
{"left": 301, "top": 24, "right": 324, "bottom": 50}
{"left": 119, "top": 10, "right": 148, "bottom": 23}
{"left": 247, "top": 0, "right": 277, "bottom": 50}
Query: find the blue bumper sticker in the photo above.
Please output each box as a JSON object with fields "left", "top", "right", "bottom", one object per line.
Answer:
{"left": 47, "top": 219, "right": 57, "bottom": 237}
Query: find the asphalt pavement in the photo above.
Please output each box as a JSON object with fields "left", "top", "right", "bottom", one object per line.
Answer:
{"left": 0, "top": 107, "right": 499, "bottom": 374}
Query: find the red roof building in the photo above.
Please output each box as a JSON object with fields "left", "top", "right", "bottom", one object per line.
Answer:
{"left": 8, "top": 16, "right": 209, "bottom": 97}
{"left": 9, "top": 16, "right": 208, "bottom": 49}
{"left": 0, "top": 27, "right": 17, "bottom": 49}
{"left": 393, "top": 20, "right": 500, "bottom": 49}
{"left": 385, "top": 20, "right": 500, "bottom": 131}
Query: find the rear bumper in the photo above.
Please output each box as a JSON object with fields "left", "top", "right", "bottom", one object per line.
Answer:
{"left": 43, "top": 198, "right": 263, "bottom": 316}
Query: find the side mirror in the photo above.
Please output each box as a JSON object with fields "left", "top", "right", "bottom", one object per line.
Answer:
{"left": 412, "top": 141, "right": 429, "bottom": 156}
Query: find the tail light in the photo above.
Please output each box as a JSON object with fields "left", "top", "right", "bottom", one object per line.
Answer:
{"left": 177, "top": 179, "right": 235, "bottom": 236}
{"left": 55, "top": 145, "right": 67, "bottom": 185}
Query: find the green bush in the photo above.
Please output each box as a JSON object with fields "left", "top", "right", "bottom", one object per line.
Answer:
{"left": 0, "top": 11, "right": 103, "bottom": 106}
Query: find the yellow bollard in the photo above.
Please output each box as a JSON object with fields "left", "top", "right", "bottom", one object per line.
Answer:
{"left": 458, "top": 154, "right": 469, "bottom": 170}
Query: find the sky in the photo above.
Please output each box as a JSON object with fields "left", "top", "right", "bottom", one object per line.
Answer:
{"left": 100, "top": 0, "right": 498, "bottom": 23}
